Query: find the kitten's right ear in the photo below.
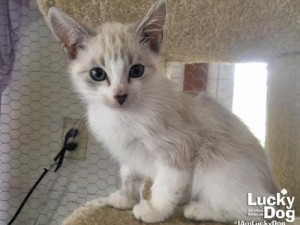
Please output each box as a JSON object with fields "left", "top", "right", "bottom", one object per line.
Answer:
{"left": 136, "top": 0, "right": 166, "bottom": 53}
{"left": 48, "top": 7, "right": 91, "bottom": 59}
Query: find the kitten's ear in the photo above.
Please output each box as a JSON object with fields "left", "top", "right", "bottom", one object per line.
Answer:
{"left": 48, "top": 7, "right": 91, "bottom": 59}
{"left": 136, "top": 0, "right": 166, "bottom": 53}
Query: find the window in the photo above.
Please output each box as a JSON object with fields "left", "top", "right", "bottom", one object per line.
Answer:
{"left": 232, "top": 63, "right": 267, "bottom": 146}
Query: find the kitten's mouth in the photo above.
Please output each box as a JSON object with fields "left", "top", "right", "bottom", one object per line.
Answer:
{"left": 109, "top": 101, "right": 130, "bottom": 109}
{"left": 113, "top": 104, "right": 126, "bottom": 109}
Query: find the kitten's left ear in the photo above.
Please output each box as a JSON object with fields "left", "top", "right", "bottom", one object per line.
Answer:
{"left": 136, "top": 0, "right": 166, "bottom": 53}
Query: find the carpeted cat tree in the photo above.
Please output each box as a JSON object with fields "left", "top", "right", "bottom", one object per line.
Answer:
{"left": 36, "top": 0, "right": 300, "bottom": 224}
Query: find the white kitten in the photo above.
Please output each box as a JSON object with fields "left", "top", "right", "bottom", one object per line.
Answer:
{"left": 48, "top": 0, "right": 278, "bottom": 223}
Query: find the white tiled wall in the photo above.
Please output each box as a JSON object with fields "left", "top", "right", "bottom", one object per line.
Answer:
{"left": 166, "top": 62, "right": 235, "bottom": 108}
{"left": 207, "top": 63, "right": 235, "bottom": 109}
{"left": 166, "top": 62, "right": 185, "bottom": 91}
{"left": 0, "top": 1, "right": 118, "bottom": 224}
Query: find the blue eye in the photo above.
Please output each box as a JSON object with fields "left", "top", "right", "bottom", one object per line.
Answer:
{"left": 90, "top": 67, "right": 107, "bottom": 81}
{"left": 129, "top": 64, "right": 144, "bottom": 78}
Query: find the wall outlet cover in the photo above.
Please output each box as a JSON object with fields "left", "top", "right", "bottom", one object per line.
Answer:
{"left": 63, "top": 117, "right": 88, "bottom": 160}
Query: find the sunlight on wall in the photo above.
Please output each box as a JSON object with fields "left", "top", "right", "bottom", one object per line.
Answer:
{"left": 232, "top": 63, "right": 267, "bottom": 146}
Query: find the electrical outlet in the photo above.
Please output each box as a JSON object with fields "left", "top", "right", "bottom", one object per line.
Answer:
{"left": 63, "top": 117, "right": 88, "bottom": 160}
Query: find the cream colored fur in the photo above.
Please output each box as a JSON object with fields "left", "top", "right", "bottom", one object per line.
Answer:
{"left": 48, "top": 0, "right": 277, "bottom": 223}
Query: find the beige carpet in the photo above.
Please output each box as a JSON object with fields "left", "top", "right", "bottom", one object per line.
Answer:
{"left": 62, "top": 198, "right": 230, "bottom": 225}
{"left": 36, "top": 0, "right": 300, "bottom": 63}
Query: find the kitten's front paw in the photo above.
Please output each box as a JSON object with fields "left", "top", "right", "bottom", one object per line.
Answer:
{"left": 133, "top": 200, "right": 167, "bottom": 223}
{"left": 108, "top": 191, "right": 137, "bottom": 210}
{"left": 183, "top": 202, "right": 199, "bottom": 220}
{"left": 184, "top": 202, "right": 211, "bottom": 221}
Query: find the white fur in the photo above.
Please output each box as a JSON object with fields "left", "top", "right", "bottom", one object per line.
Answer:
{"left": 48, "top": 0, "right": 277, "bottom": 223}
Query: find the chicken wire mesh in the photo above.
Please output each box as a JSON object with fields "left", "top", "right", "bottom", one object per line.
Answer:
{"left": 0, "top": 0, "right": 234, "bottom": 224}
{"left": 0, "top": 1, "right": 118, "bottom": 224}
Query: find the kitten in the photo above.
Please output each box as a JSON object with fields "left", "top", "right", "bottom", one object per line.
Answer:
{"left": 48, "top": 0, "right": 278, "bottom": 223}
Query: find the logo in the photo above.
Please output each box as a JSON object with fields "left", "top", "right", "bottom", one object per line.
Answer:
{"left": 246, "top": 189, "right": 295, "bottom": 223}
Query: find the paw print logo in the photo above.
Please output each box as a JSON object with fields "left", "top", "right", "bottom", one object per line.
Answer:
{"left": 281, "top": 188, "right": 288, "bottom": 195}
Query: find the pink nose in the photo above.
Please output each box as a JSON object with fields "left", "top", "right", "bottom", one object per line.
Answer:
{"left": 114, "top": 94, "right": 128, "bottom": 105}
